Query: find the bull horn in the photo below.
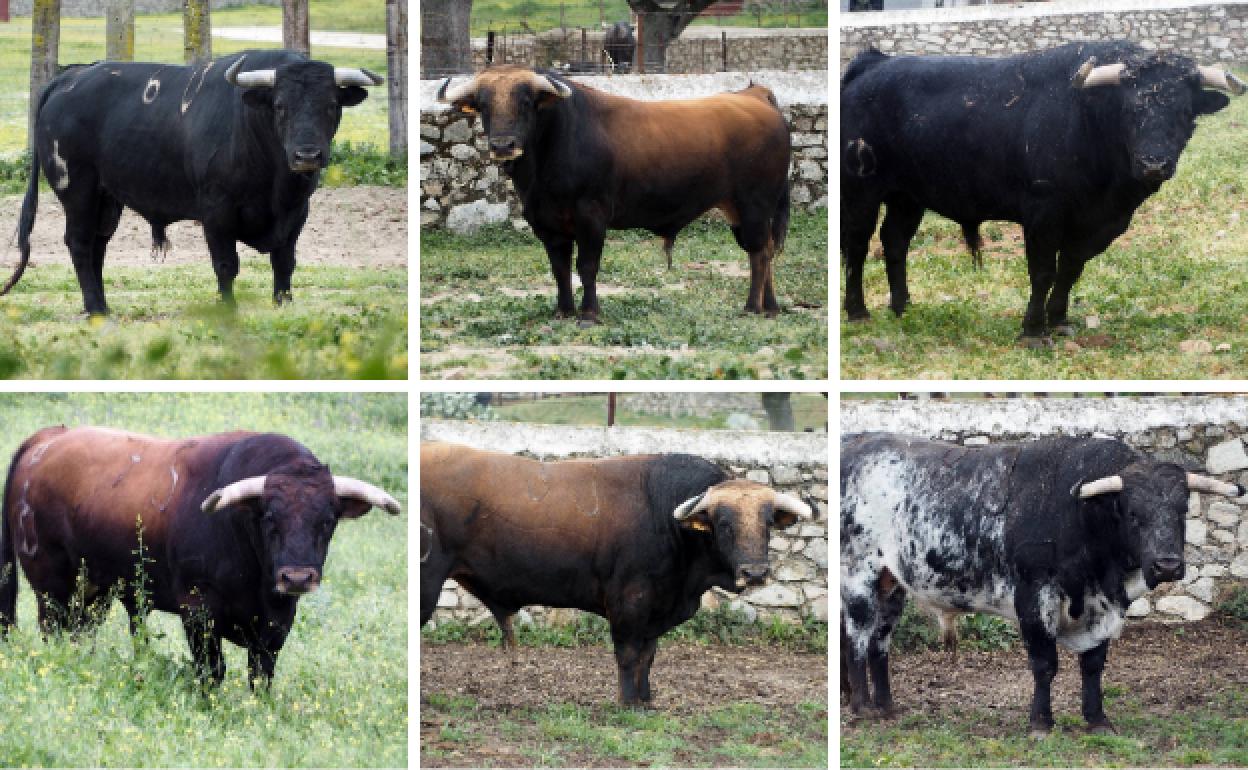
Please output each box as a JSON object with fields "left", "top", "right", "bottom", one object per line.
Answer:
{"left": 673, "top": 491, "right": 712, "bottom": 520}
{"left": 334, "top": 476, "right": 401, "bottom": 515}
{"left": 1073, "top": 59, "right": 1125, "bottom": 89}
{"left": 202, "top": 476, "right": 267, "bottom": 513}
{"left": 533, "top": 73, "right": 573, "bottom": 99}
{"left": 773, "top": 492, "right": 813, "bottom": 521}
{"left": 437, "top": 77, "right": 477, "bottom": 104}
{"left": 224, "top": 57, "right": 276, "bottom": 89}
{"left": 1078, "top": 475, "right": 1124, "bottom": 498}
{"left": 1187, "top": 472, "right": 1246, "bottom": 498}
{"left": 1198, "top": 65, "right": 1246, "bottom": 96}
{"left": 335, "top": 67, "right": 384, "bottom": 87}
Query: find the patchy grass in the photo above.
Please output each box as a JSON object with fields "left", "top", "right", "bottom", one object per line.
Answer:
{"left": 0, "top": 2, "right": 387, "bottom": 156}
{"left": 0, "top": 392, "right": 406, "bottom": 767}
{"left": 467, "top": 0, "right": 827, "bottom": 36}
{"left": 841, "top": 75, "right": 1248, "bottom": 379}
{"left": 841, "top": 690, "right": 1248, "bottom": 768}
{"left": 0, "top": 261, "right": 406, "bottom": 379}
{"left": 420, "top": 211, "right": 828, "bottom": 380}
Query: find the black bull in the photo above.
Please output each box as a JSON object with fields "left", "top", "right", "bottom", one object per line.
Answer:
{"left": 840, "top": 432, "right": 1244, "bottom": 735}
{"left": 841, "top": 40, "right": 1244, "bottom": 344}
{"left": 5, "top": 50, "right": 382, "bottom": 316}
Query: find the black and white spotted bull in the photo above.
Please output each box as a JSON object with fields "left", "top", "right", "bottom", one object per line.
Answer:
{"left": 840, "top": 432, "right": 1244, "bottom": 736}
{"left": 4, "top": 49, "right": 381, "bottom": 316}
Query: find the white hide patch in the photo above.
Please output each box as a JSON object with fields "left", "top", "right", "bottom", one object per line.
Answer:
{"left": 50, "top": 141, "right": 69, "bottom": 191}
{"left": 1056, "top": 591, "right": 1126, "bottom": 653}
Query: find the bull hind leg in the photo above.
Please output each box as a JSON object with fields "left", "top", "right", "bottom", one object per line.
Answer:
{"left": 57, "top": 173, "right": 112, "bottom": 316}
{"left": 840, "top": 192, "right": 882, "bottom": 321}
{"left": 878, "top": 198, "right": 924, "bottom": 317}
{"left": 732, "top": 218, "right": 780, "bottom": 317}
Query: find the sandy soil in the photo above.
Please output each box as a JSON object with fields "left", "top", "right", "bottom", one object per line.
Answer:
{"left": 841, "top": 620, "right": 1248, "bottom": 728}
{"left": 0, "top": 186, "right": 407, "bottom": 272}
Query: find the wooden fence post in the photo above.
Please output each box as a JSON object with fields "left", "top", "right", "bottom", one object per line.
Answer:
{"left": 386, "top": 0, "right": 408, "bottom": 158}
{"left": 283, "top": 0, "right": 310, "bottom": 55}
{"left": 28, "top": 0, "right": 60, "bottom": 149}
{"left": 106, "top": 0, "right": 135, "bottom": 62}
{"left": 183, "top": 0, "right": 211, "bottom": 66}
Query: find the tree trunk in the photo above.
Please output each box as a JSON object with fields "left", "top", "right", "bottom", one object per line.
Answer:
{"left": 106, "top": 0, "right": 135, "bottom": 62}
{"left": 628, "top": 0, "right": 715, "bottom": 73}
{"left": 283, "top": 0, "right": 310, "bottom": 55}
{"left": 28, "top": 0, "right": 59, "bottom": 150}
{"left": 761, "top": 393, "right": 795, "bottom": 432}
{"left": 183, "top": 0, "right": 211, "bottom": 66}
{"left": 386, "top": 0, "right": 408, "bottom": 158}
{"left": 420, "top": 0, "right": 472, "bottom": 79}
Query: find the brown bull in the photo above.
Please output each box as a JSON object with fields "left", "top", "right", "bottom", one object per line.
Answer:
{"left": 437, "top": 66, "right": 793, "bottom": 324}
{"left": 0, "top": 426, "right": 400, "bottom": 686}
{"left": 420, "top": 441, "right": 813, "bottom": 706}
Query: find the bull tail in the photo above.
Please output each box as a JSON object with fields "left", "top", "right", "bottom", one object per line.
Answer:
{"left": 772, "top": 182, "right": 791, "bottom": 255}
{"left": 3, "top": 87, "right": 53, "bottom": 298}
{"left": 961, "top": 222, "right": 983, "bottom": 269}
{"left": 0, "top": 439, "right": 27, "bottom": 630}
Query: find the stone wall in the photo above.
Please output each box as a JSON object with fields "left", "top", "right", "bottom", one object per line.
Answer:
{"left": 421, "top": 420, "right": 829, "bottom": 627}
{"left": 12, "top": 0, "right": 276, "bottom": 15}
{"left": 472, "top": 28, "right": 827, "bottom": 74}
{"left": 840, "top": 0, "right": 1248, "bottom": 69}
{"left": 419, "top": 72, "right": 828, "bottom": 232}
{"left": 842, "top": 396, "right": 1248, "bottom": 623}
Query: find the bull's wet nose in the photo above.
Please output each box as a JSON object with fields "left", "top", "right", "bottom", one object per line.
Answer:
{"left": 293, "top": 146, "right": 324, "bottom": 167}
{"left": 1153, "top": 557, "right": 1183, "bottom": 581}
{"left": 490, "top": 137, "right": 517, "bottom": 154}
{"left": 1140, "top": 158, "right": 1173, "bottom": 181}
{"left": 276, "top": 566, "right": 321, "bottom": 594}
{"left": 739, "top": 564, "right": 770, "bottom": 584}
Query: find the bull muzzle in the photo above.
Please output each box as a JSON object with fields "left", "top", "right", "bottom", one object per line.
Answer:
{"left": 736, "top": 563, "right": 771, "bottom": 588}
{"left": 276, "top": 566, "right": 322, "bottom": 595}
{"left": 291, "top": 144, "right": 327, "bottom": 173}
{"left": 1147, "top": 556, "right": 1184, "bottom": 587}
{"left": 489, "top": 136, "right": 523, "bottom": 160}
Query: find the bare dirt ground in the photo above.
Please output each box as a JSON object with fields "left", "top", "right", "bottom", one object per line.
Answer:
{"left": 0, "top": 186, "right": 406, "bottom": 270}
{"left": 841, "top": 621, "right": 1248, "bottom": 728}
{"left": 424, "top": 641, "right": 826, "bottom": 713}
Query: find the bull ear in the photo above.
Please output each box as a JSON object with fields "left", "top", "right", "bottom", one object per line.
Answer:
{"left": 333, "top": 476, "right": 402, "bottom": 518}
{"left": 1194, "top": 89, "right": 1231, "bottom": 116}
{"left": 772, "top": 492, "right": 813, "bottom": 530}
{"left": 338, "top": 86, "right": 368, "bottom": 108}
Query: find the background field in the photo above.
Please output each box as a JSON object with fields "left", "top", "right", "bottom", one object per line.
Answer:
{"left": 466, "top": 0, "right": 828, "bottom": 36}
{"left": 0, "top": 2, "right": 405, "bottom": 379}
{"left": 841, "top": 74, "right": 1248, "bottom": 380}
{"left": 420, "top": 212, "right": 828, "bottom": 380}
{"left": 841, "top": 608, "right": 1248, "bottom": 768}
{"left": 422, "top": 614, "right": 828, "bottom": 768}
{"left": 0, "top": 392, "right": 407, "bottom": 767}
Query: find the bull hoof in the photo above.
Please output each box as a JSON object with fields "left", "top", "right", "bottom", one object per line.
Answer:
{"left": 554, "top": 310, "right": 575, "bottom": 321}
{"left": 1018, "top": 335, "right": 1054, "bottom": 350}
{"left": 1028, "top": 727, "right": 1053, "bottom": 740}
{"left": 273, "top": 290, "right": 293, "bottom": 306}
{"left": 1085, "top": 720, "right": 1116, "bottom": 735}
{"left": 889, "top": 300, "right": 909, "bottom": 317}
{"left": 846, "top": 308, "right": 870, "bottom": 322}
{"left": 576, "top": 315, "right": 600, "bottom": 328}
{"left": 1052, "top": 321, "right": 1077, "bottom": 337}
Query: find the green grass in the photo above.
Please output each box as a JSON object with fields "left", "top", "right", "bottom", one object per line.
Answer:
{"left": 0, "top": 392, "right": 406, "bottom": 767}
{"left": 841, "top": 78, "right": 1248, "bottom": 380}
{"left": 841, "top": 690, "right": 1248, "bottom": 768}
{"left": 0, "top": 2, "right": 388, "bottom": 155}
{"left": 423, "top": 606, "right": 829, "bottom": 653}
{"left": 424, "top": 695, "right": 827, "bottom": 768}
{"left": 420, "top": 211, "right": 828, "bottom": 380}
{"left": 468, "top": 0, "right": 827, "bottom": 36}
{"left": 0, "top": 254, "right": 406, "bottom": 379}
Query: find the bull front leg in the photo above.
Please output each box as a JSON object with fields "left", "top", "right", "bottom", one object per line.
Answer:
{"left": 203, "top": 227, "right": 241, "bottom": 307}
{"left": 574, "top": 226, "right": 606, "bottom": 326}
{"left": 539, "top": 235, "right": 576, "bottom": 320}
{"left": 1078, "top": 639, "right": 1115, "bottom": 733}
{"left": 610, "top": 629, "right": 648, "bottom": 707}
{"left": 1020, "top": 223, "right": 1061, "bottom": 346}
{"left": 841, "top": 591, "right": 879, "bottom": 717}
{"left": 867, "top": 583, "right": 907, "bottom": 715}
{"left": 182, "top": 614, "right": 226, "bottom": 686}
{"left": 269, "top": 241, "right": 297, "bottom": 305}
{"left": 1015, "top": 587, "right": 1060, "bottom": 736}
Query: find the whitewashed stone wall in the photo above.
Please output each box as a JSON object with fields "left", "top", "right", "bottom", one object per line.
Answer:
{"left": 472, "top": 28, "right": 828, "bottom": 74}
{"left": 420, "top": 71, "right": 828, "bottom": 232}
{"left": 840, "top": 1, "right": 1248, "bottom": 69}
{"left": 421, "top": 419, "right": 829, "bottom": 627}
{"left": 842, "top": 396, "right": 1248, "bottom": 623}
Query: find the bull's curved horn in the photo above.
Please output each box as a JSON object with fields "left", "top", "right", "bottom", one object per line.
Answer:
{"left": 437, "top": 77, "right": 477, "bottom": 104}
{"left": 224, "top": 57, "right": 277, "bottom": 89}
{"left": 673, "top": 491, "right": 712, "bottom": 520}
{"left": 1078, "top": 475, "right": 1124, "bottom": 498}
{"left": 202, "top": 476, "right": 267, "bottom": 513}
{"left": 1073, "top": 59, "right": 1125, "bottom": 89}
{"left": 773, "top": 492, "right": 813, "bottom": 521}
{"left": 334, "top": 67, "right": 384, "bottom": 87}
{"left": 333, "top": 476, "right": 401, "bottom": 514}
{"left": 1198, "top": 65, "right": 1246, "bottom": 96}
{"left": 532, "top": 73, "right": 573, "bottom": 99}
{"left": 1186, "top": 472, "right": 1246, "bottom": 498}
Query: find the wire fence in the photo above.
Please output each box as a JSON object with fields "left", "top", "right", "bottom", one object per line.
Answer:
{"left": 421, "top": 1, "right": 826, "bottom": 78}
